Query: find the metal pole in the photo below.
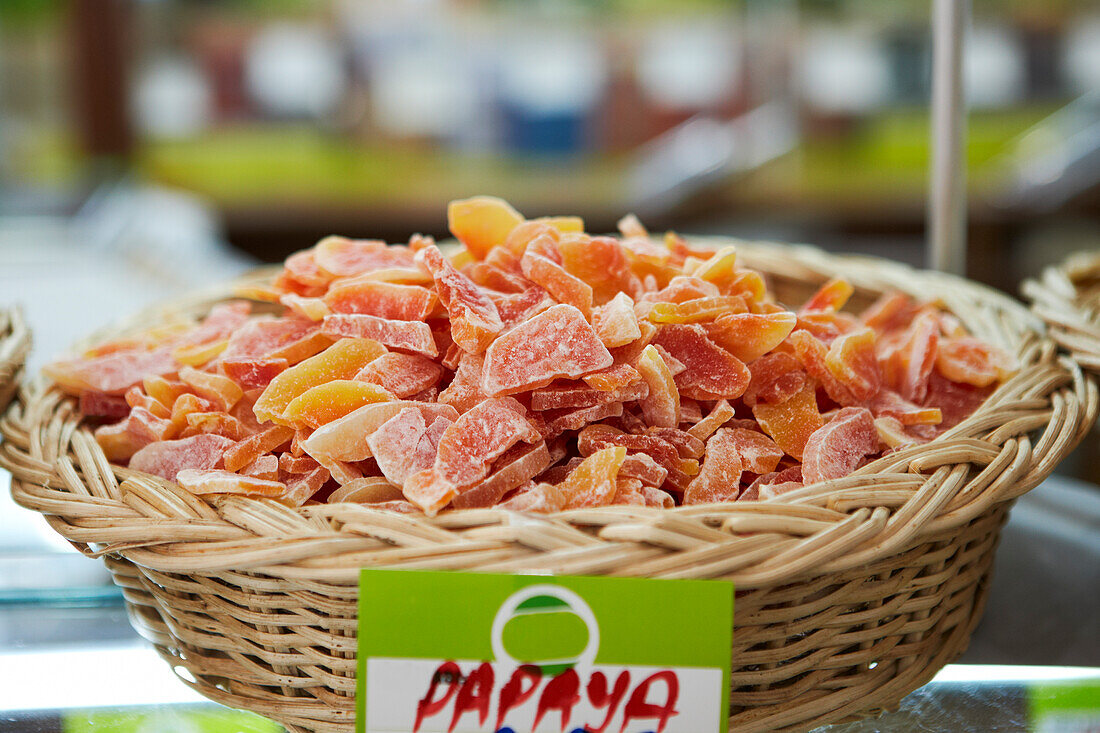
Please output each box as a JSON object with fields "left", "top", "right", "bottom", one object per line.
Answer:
{"left": 928, "top": 0, "right": 968, "bottom": 276}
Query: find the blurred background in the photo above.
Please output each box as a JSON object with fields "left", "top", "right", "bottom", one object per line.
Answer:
{"left": 0, "top": 0, "right": 1098, "bottom": 698}
{"left": 1, "top": 0, "right": 1098, "bottom": 267}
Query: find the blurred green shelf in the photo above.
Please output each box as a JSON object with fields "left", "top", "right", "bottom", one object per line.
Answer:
{"left": 11, "top": 104, "right": 1061, "bottom": 223}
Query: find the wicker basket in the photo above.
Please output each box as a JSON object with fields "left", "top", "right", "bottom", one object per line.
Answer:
{"left": 0, "top": 307, "right": 30, "bottom": 416}
{"left": 3, "top": 241, "right": 1097, "bottom": 733}
{"left": 1024, "top": 250, "right": 1100, "bottom": 374}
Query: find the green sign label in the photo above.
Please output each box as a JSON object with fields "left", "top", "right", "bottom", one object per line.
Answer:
{"left": 1030, "top": 677, "right": 1100, "bottom": 732}
{"left": 357, "top": 569, "right": 733, "bottom": 733}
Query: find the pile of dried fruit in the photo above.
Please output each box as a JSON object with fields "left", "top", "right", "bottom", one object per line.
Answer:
{"left": 46, "top": 197, "right": 1015, "bottom": 515}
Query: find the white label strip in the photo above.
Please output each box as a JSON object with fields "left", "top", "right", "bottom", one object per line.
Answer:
{"left": 365, "top": 657, "right": 725, "bottom": 733}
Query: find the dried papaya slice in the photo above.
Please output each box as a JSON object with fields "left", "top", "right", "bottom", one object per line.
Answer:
{"left": 592, "top": 292, "right": 642, "bottom": 348}
{"left": 173, "top": 338, "right": 229, "bottom": 368}
{"left": 823, "top": 327, "right": 881, "bottom": 402}
{"left": 435, "top": 397, "right": 542, "bottom": 486}
{"left": 280, "top": 294, "right": 330, "bottom": 322}
{"left": 724, "top": 428, "right": 784, "bottom": 474}
{"left": 223, "top": 425, "right": 295, "bottom": 473}
{"left": 493, "top": 287, "right": 554, "bottom": 327}
{"left": 619, "top": 453, "right": 669, "bottom": 487}
{"left": 652, "top": 324, "right": 750, "bottom": 400}
{"left": 635, "top": 344, "right": 680, "bottom": 428}
{"left": 802, "top": 407, "right": 879, "bottom": 484}
{"left": 125, "top": 386, "right": 171, "bottom": 420}
{"left": 438, "top": 352, "right": 490, "bottom": 413}
{"left": 253, "top": 338, "right": 386, "bottom": 424}
{"left": 302, "top": 401, "right": 459, "bottom": 463}
{"left": 691, "top": 246, "right": 738, "bottom": 288}
{"left": 521, "top": 245, "right": 594, "bottom": 318}
{"left": 448, "top": 196, "right": 525, "bottom": 260}
{"left": 418, "top": 244, "right": 503, "bottom": 353}
{"left": 648, "top": 295, "right": 748, "bottom": 324}
{"left": 179, "top": 366, "right": 244, "bottom": 412}
{"left": 482, "top": 304, "right": 612, "bottom": 396}
{"left": 556, "top": 446, "right": 627, "bottom": 509}
{"left": 95, "top": 406, "right": 173, "bottom": 461}
{"left": 935, "top": 336, "right": 1014, "bottom": 387}
{"left": 582, "top": 363, "right": 642, "bottom": 392}
{"left": 355, "top": 352, "right": 443, "bottom": 398}
{"left": 45, "top": 346, "right": 177, "bottom": 396}
{"left": 752, "top": 382, "right": 824, "bottom": 460}
{"left": 182, "top": 411, "right": 247, "bottom": 440}
{"left": 367, "top": 408, "right": 452, "bottom": 487}
{"left": 176, "top": 468, "right": 287, "bottom": 498}
{"left": 789, "top": 329, "right": 860, "bottom": 406}
{"left": 452, "top": 441, "right": 551, "bottom": 509}
{"left": 557, "top": 234, "right": 636, "bottom": 304}
{"left": 314, "top": 236, "right": 416, "bottom": 277}
{"left": 684, "top": 430, "right": 744, "bottom": 504}
{"left": 800, "top": 278, "right": 854, "bottom": 314}
{"left": 172, "top": 302, "right": 252, "bottom": 350}
{"left": 881, "top": 310, "right": 939, "bottom": 403}
{"left": 241, "top": 454, "right": 280, "bottom": 481}
{"left": 321, "top": 314, "right": 437, "bottom": 357}
{"left": 218, "top": 316, "right": 319, "bottom": 364}
{"left": 220, "top": 357, "right": 288, "bottom": 390}
{"left": 129, "top": 434, "right": 236, "bottom": 481}
{"left": 705, "top": 311, "right": 796, "bottom": 364}
{"left": 323, "top": 280, "right": 437, "bottom": 321}
{"left": 687, "top": 400, "right": 735, "bottom": 441}
{"left": 80, "top": 391, "right": 130, "bottom": 419}
{"left": 497, "top": 482, "right": 564, "bottom": 513}
{"left": 281, "top": 380, "right": 394, "bottom": 429}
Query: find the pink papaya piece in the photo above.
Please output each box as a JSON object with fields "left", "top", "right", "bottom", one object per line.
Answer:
{"left": 217, "top": 316, "right": 318, "bottom": 364}
{"left": 46, "top": 346, "right": 177, "bottom": 396}
{"left": 482, "top": 303, "right": 612, "bottom": 396}
{"left": 367, "top": 408, "right": 453, "bottom": 487}
{"left": 435, "top": 397, "right": 540, "bottom": 489}
{"left": 404, "top": 398, "right": 540, "bottom": 515}
{"left": 438, "top": 352, "right": 490, "bottom": 414}
{"left": 313, "top": 237, "right": 416, "bottom": 277}
{"left": 322, "top": 314, "right": 438, "bottom": 357}
{"left": 683, "top": 429, "right": 744, "bottom": 504}
{"left": 417, "top": 244, "right": 503, "bottom": 353}
{"left": 451, "top": 441, "right": 552, "bottom": 510}
{"left": 723, "top": 428, "right": 784, "bottom": 474}
{"left": 128, "top": 434, "right": 237, "bottom": 481}
{"left": 355, "top": 352, "right": 443, "bottom": 398}
{"left": 323, "top": 280, "right": 437, "bottom": 321}
{"left": 802, "top": 407, "right": 880, "bottom": 484}
{"left": 651, "top": 324, "right": 749, "bottom": 400}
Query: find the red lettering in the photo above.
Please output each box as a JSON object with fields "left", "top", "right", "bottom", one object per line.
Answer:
{"left": 584, "top": 670, "right": 631, "bottom": 733}
{"left": 414, "top": 661, "right": 461, "bottom": 732}
{"left": 533, "top": 668, "right": 581, "bottom": 732}
{"left": 621, "top": 671, "right": 679, "bottom": 733}
{"left": 449, "top": 662, "right": 494, "bottom": 732}
{"left": 495, "top": 664, "right": 542, "bottom": 730}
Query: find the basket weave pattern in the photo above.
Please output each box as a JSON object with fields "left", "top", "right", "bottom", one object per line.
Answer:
{"left": 3, "top": 243, "right": 1097, "bottom": 733}
{"left": 1024, "top": 250, "right": 1100, "bottom": 374}
{"left": 0, "top": 307, "right": 30, "bottom": 415}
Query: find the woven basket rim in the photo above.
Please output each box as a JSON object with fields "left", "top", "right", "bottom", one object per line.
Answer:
{"left": 3, "top": 238, "right": 1097, "bottom": 590}
{"left": 1024, "top": 249, "right": 1100, "bottom": 374}
{"left": 0, "top": 306, "right": 30, "bottom": 416}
